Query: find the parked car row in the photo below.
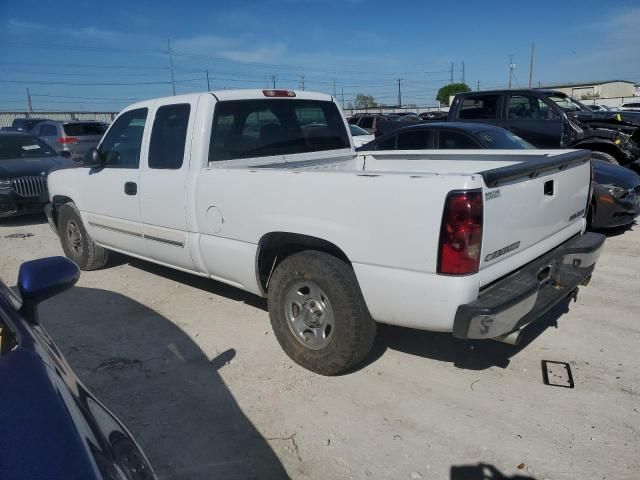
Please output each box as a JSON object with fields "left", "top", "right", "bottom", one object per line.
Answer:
{"left": 2, "top": 117, "right": 108, "bottom": 161}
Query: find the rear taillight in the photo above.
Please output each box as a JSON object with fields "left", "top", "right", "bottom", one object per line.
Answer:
{"left": 438, "top": 190, "right": 483, "bottom": 275}
{"left": 57, "top": 137, "right": 78, "bottom": 144}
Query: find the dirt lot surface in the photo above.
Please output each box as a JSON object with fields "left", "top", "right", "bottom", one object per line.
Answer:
{"left": 1, "top": 214, "right": 639, "bottom": 480}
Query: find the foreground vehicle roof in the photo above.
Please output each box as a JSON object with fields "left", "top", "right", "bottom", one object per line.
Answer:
{"left": 124, "top": 89, "right": 334, "bottom": 110}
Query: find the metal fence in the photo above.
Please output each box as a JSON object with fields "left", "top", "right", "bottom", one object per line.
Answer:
{"left": 343, "top": 105, "right": 448, "bottom": 116}
{"left": 0, "top": 111, "right": 118, "bottom": 128}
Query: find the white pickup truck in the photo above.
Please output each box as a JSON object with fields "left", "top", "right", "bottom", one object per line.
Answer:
{"left": 46, "top": 89, "right": 605, "bottom": 375}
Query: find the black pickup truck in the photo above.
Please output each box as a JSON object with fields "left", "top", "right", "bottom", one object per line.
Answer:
{"left": 448, "top": 89, "right": 640, "bottom": 165}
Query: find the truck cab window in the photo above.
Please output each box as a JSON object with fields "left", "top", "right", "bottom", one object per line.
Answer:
{"left": 98, "top": 108, "right": 148, "bottom": 169}
{"left": 459, "top": 95, "right": 500, "bottom": 120}
{"left": 149, "top": 104, "right": 190, "bottom": 169}
{"left": 209, "top": 99, "right": 349, "bottom": 161}
{"left": 508, "top": 95, "right": 558, "bottom": 120}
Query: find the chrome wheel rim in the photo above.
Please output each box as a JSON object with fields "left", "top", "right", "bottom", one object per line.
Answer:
{"left": 66, "top": 220, "right": 83, "bottom": 256}
{"left": 284, "top": 281, "right": 335, "bottom": 350}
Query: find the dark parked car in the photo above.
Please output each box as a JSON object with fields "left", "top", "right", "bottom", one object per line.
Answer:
{"left": 33, "top": 120, "right": 107, "bottom": 161}
{"left": 0, "top": 256, "right": 156, "bottom": 480}
{"left": 0, "top": 132, "right": 75, "bottom": 218}
{"left": 589, "top": 160, "right": 640, "bottom": 229}
{"left": 359, "top": 122, "right": 639, "bottom": 229}
{"left": 357, "top": 122, "right": 533, "bottom": 151}
{"left": 3, "top": 117, "right": 49, "bottom": 132}
{"left": 448, "top": 89, "right": 640, "bottom": 165}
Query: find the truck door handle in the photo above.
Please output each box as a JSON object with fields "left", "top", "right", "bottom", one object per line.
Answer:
{"left": 124, "top": 182, "right": 137, "bottom": 195}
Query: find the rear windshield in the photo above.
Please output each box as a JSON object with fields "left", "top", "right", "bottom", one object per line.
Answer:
{"left": 63, "top": 123, "right": 107, "bottom": 136}
{"left": 0, "top": 135, "right": 57, "bottom": 160}
{"left": 209, "top": 99, "right": 350, "bottom": 161}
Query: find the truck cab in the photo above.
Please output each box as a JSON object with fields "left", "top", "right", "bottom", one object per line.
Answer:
{"left": 448, "top": 89, "right": 640, "bottom": 165}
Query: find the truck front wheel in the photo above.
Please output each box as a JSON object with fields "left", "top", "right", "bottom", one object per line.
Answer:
{"left": 268, "top": 251, "right": 376, "bottom": 375}
{"left": 58, "top": 203, "right": 109, "bottom": 271}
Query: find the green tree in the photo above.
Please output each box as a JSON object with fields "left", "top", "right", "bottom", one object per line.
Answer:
{"left": 354, "top": 94, "right": 378, "bottom": 108}
{"left": 436, "top": 83, "right": 471, "bottom": 106}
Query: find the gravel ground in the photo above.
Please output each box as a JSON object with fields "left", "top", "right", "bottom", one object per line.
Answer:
{"left": 1, "top": 214, "right": 639, "bottom": 480}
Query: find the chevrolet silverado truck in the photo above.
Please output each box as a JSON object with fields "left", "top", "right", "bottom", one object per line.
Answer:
{"left": 45, "top": 89, "right": 605, "bottom": 375}
{"left": 448, "top": 89, "right": 640, "bottom": 165}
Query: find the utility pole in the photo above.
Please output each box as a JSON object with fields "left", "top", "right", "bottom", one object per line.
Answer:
{"left": 167, "top": 39, "right": 176, "bottom": 95}
{"left": 397, "top": 78, "right": 403, "bottom": 107}
{"left": 508, "top": 54, "right": 515, "bottom": 89}
{"left": 206, "top": 70, "right": 211, "bottom": 91}
{"left": 341, "top": 87, "right": 345, "bottom": 109}
{"left": 461, "top": 61, "right": 465, "bottom": 84}
{"left": 332, "top": 78, "right": 337, "bottom": 98}
{"left": 528, "top": 43, "right": 535, "bottom": 88}
{"left": 476, "top": 80, "right": 481, "bottom": 92}
{"left": 271, "top": 75, "right": 277, "bottom": 88}
{"left": 300, "top": 74, "right": 305, "bottom": 91}
{"left": 26, "top": 88, "right": 33, "bottom": 115}
{"left": 450, "top": 61, "right": 454, "bottom": 85}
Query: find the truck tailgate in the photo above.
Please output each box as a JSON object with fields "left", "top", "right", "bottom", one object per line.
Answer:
{"left": 479, "top": 150, "right": 591, "bottom": 271}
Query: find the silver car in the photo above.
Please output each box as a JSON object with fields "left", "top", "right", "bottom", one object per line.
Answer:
{"left": 33, "top": 120, "right": 107, "bottom": 161}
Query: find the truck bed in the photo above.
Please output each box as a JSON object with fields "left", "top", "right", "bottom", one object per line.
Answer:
{"left": 214, "top": 149, "right": 587, "bottom": 183}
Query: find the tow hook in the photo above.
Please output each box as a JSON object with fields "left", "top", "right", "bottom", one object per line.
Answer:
{"left": 580, "top": 275, "right": 592, "bottom": 287}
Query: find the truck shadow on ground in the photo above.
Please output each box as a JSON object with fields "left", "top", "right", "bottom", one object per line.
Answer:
{"left": 41, "top": 287, "right": 288, "bottom": 480}
{"left": 592, "top": 222, "right": 636, "bottom": 238}
{"left": 109, "top": 254, "right": 269, "bottom": 311}
{"left": 366, "top": 299, "right": 572, "bottom": 371}
{"left": 111, "top": 253, "right": 569, "bottom": 372}
{"left": 450, "top": 463, "right": 536, "bottom": 479}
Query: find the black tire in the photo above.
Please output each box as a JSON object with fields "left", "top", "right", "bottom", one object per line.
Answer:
{"left": 58, "top": 202, "right": 109, "bottom": 270}
{"left": 268, "top": 250, "right": 376, "bottom": 376}
{"left": 590, "top": 150, "right": 620, "bottom": 165}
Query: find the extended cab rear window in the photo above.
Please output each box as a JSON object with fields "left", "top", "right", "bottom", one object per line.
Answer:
{"left": 209, "top": 99, "right": 350, "bottom": 161}
{"left": 458, "top": 95, "right": 501, "bottom": 120}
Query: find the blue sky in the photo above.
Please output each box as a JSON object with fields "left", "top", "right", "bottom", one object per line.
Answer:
{"left": 0, "top": 0, "right": 639, "bottom": 111}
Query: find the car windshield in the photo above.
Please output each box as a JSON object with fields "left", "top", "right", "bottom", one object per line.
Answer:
{"left": 0, "top": 135, "right": 58, "bottom": 160}
{"left": 547, "top": 94, "right": 586, "bottom": 112}
{"left": 349, "top": 124, "right": 370, "bottom": 136}
{"left": 472, "top": 129, "right": 534, "bottom": 149}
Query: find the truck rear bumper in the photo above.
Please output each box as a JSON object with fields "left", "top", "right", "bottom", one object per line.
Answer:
{"left": 453, "top": 232, "right": 606, "bottom": 340}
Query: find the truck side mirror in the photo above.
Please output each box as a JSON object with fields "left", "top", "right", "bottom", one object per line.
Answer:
{"left": 82, "top": 148, "right": 103, "bottom": 167}
{"left": 17, "top": 257, "right": 80, "bottom": 324}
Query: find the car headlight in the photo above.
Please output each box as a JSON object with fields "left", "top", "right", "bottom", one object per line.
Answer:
{"left": 607, "top": 185, "right": 628, "bottom": 198}
{"left": 0, "top": 179, "right": 12, "bottom": 190}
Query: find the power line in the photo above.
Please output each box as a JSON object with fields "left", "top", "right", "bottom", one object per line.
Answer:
{"left": 167, "top": 39, "right": 176, "bottom": 95}
{"left": 0, "top": 79, "right": 171, "bottom": 86}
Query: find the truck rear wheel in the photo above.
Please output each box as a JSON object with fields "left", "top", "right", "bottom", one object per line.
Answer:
{"left": 268, "top": 251, "right": 376, "bottom": 375}
{"left": 58, "top": 203, "right": 109, "bottom": 271}
{"left": 590, "top": 150, "right": 620, "bottom": 165}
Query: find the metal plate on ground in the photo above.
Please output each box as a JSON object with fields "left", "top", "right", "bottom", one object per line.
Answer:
{"left": 541, "top": 360, "right": 574, "bottom": 388}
